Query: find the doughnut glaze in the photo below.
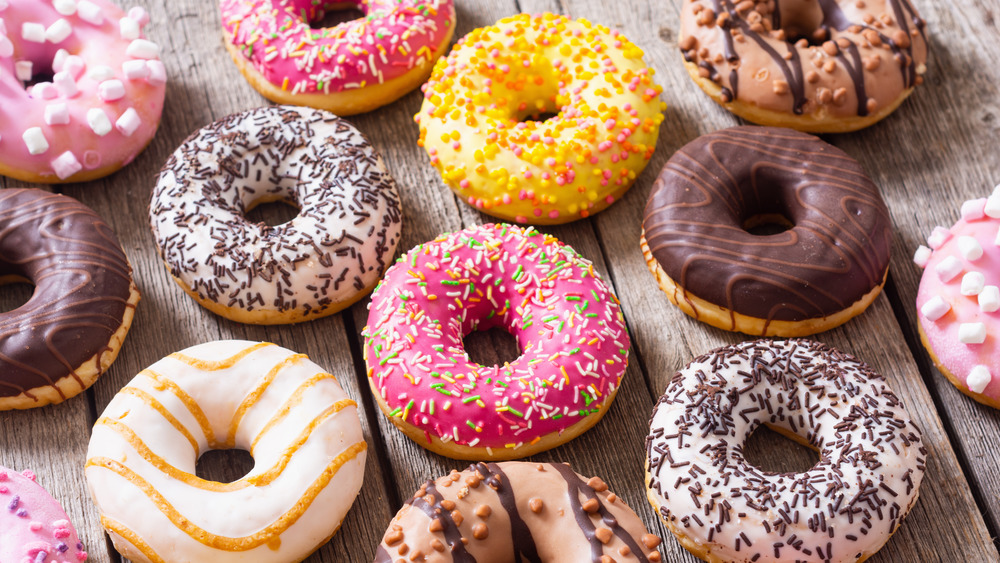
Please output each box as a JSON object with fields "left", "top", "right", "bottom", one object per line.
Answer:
{"left": 0, "top": 467, "right": 89, "bottom": 563}
{"left": 364, "top": 224, "right": 629, "bottom": 459}
{"left": 642, "top": 126, "right": 891, "bottom": 336}
{"left": 647, "top": 339, "right": 926, "bottom": 563}
{"left": 0, "top": 0, "right": 166, "bottom": 182}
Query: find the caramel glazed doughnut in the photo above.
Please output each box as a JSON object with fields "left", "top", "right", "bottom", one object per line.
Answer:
{"left": 0, "top": 188, "right": 139, "bottom": 410}
{"left": 641, "top": 126, "right": 891, "bottom": 337}
{"left": 376, "top": 461, "right": 664, "bottom": 563}
{"left": 646, "top": 340, "right": 926, "bottom": 563}
{"left": 679, "top": 0, "right": 928, "bottom": 133}
{"left": 150, "top": 105, "right": 402, "bottom": 324}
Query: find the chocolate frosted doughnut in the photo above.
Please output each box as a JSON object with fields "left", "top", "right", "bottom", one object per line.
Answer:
{"left": 0, "top": 189, "right": 139, "bottom": 410}
{"left": 641, "top": 126, "right": 890, "bottom": 336}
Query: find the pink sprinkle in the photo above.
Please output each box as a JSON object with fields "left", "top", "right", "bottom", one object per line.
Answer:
{"left": 29, "top": 521, "right": 42, "bottom": 531}
{"left": 590, "top": 156, "right": 599, "bottom": 164}
{"left": 515, "top": 215, "right": 527, "bottom": 223}
{"left": 451, "top": 141, "right": 461, "bottom": 150}
{"left": 523, "top": 171, "right": 532, "bottom": 179}
{"left": 21, "top": 470, "right": 35, "bottom": 481}
{"left": 502, "top": 194, "right": 511, "bottom": 204}
{"left": 500, "top": 64, "right": 510, "bottom": 73}
{"left": 548, "top": 210, "right": 559, "bottom": 219}
{"left": 513, "top": 146, "right": 523, "bottom": 157}
{"left": 541, "top": 172, "right": 551, "bottom": 180}
{"left": 644, "top": 88, "right": 657, "bottom": 97}
{"left": 544, "top": 158, "right": 556, "bottom": 167}
{"left": 0, "top": 471, "right": 7, "bottom": 482}
{"left": 597, "top": 141, "right": 613, "bottom": 152}
{"left": 605, "top": 119, "right": 616, "bottom": 130}
{"left": 533, "top": 208, "right": 543, "bottom": 217}
{"left": 555, "top": 176, "right": 566, "bottom": 186}
{"left": 52, "top": 520, "right": 69, "bottom": 528}
{"left": 53, "top": 527, "right": 72, "bottom": 539}
{"left": 459, "top": 179, "right": 470, "bottom": 189}
{"left": 467, "top": 195, "right": 475, "bottom": 205}
{"left": 77, "top": 551, "right": 88, "bottom": 561}
{"left": 519, "top": 189, "right": 528, "bottom": 200}
{"left": 0, "top": 486, "right": 7, "bottom": 494}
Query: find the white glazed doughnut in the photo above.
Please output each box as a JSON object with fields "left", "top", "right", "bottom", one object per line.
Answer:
{"left": 150, "top": 105, "right": 403, "bottom": 324}
{"left": 85, "top": 340, "right": 367, "bottom": 563}
{"left": 646, "top": 339, "right": 926, "bottom": 563}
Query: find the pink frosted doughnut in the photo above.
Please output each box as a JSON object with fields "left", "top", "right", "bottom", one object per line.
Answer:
{"left": 219, "top": 0, "right": 456, "bottom": 115}
{"left": 0, "top": 0, "right": 166, "bottom": 183}
{"left": 915, "top": 189, "right": 1000, "bottom": 408}
{"left": 363, "top": 223, "right": 630, "bottom": 460}
{"left": 0, "top": 467, "right": 89, "bottom": 563}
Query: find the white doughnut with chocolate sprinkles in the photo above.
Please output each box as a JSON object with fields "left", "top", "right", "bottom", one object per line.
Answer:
{"left": 646, "top": 339, "right": 925, "bottom": 563}
{"left": 150, "top": 105, "right": 402, "bottom": 324}
{"left": 376, "top": 461, "right": 663, "bottom": 562}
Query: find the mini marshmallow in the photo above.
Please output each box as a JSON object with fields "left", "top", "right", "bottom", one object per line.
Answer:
{"left": 45, "top": 18, "right": 72, "bottom": 43}
{"left": 935, "top": 255, "right": 963, "bottom": 282}
{"left": 62, "top": 55, "right": 86, "bottom": 79}
{"left": 50, "top": 151, "right": 82, "bottom": 180}
{"left": 0, "top": 0, "right": 7, "bottom": 10}
{"left": 986, "top": 195, "right": 1000, "bottom": 219}
{"left": 927, "top": 226, "right": 952, "bottom": 249}
{"left": 146, "top": 59, "right": 166, "bottom": 84}
{"left": 920, "top": 296, "right": 951, "bottom": 321}
{"left": 126, "top": 38, "right": 160, "bottom": 59}
{"left": 87, "top": 108, "right": 112, "bottom": 136}
{"left": 22, "top": 127, "right": 49, "bottom": 155}
{"left": 962, "top": 272, "right": 986, "bottom": 296}
{"left": 913, "top": 245, "right": 932, "bottom": 268}
{"left": 53, "top": 70, "right": 79, "bottom": 97}
{"left": 119, "top": 16, "right": 139, "bottom": 40}
{"left": 21, "top": 22, "right": 45, "bottom": 43}
{"left": 967, "top": 366, "right": 992, "bottom": 394}
{"left": 959, "top": 322, "right": 987, "bottom": 344}
{"left": 995, "top": 226, "right": 1000, "bottom": 247}
{"left": 962, "top": 198, "right": 987, "bottom": 221}
{"left": 30, "top": 82, "right": 58, "bottom": 99}
{"left": 957, "top": 235, "right": 984, "bottom": 261}
{"left": 76, "top": 0, "right": 103, "bottom": 25}
{"left": 0, "top": 35, "right": 11, "bottom": 58}
{"left": 980, "top": 286, "right": 1000, "bottom": 313}
{"left": 127, "top": 6, "right": 149, "bottom": 26}
{"left": 52, "top": 48, "right": 69, "bottom": 72}
{"left": 98, "top": 79, "right": 125, "bottom": 102}
{"left": 122, "top": 59, "right": 148, "bottom": 80}
{"left": 44, "top": 102, "right": 70, "bottom": 125}
{"left": 115, "top": 107, "right": 141, "bottom": 136}
{"left": 87, "top": 65, "right": 115, "bottom": 82}
{"left": 53, "top": 0, "right": 77, "bottom": 16}
{"left": 14, "top": 60, "right": 31, "bottom": 82}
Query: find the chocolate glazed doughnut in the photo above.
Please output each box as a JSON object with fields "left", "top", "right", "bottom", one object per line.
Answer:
{"left": 641, "top": 126, "right": 890, "bottom": 337}
{"left": 0, "top": 189, "right": 139, "bottom": 410}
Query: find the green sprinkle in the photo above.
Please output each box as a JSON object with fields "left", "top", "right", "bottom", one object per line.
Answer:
{"left": 507, "top": 407, "right": 524, "bottom": 417}
{"left": 466, "top": 420, "right": 478, "bottom": 430}
{"left": 388, "top": 407, "right": 402, "bottom": 417}
{"left": 462, "top": 395, "right": 481, "bottom": 404}
{"left": 441, "top": 280, "right": 460, "bottom": 286}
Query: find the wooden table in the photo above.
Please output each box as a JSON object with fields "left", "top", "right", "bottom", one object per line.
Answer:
{"left": 2, "top": 0, "right": 999, "bottom": 561}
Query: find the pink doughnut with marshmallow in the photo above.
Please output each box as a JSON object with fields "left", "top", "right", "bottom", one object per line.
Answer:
{"left": 0, "top": 466, "right": 88, "bottom": 563}
{"left": 0, "top": 0, "right": 165, "bottom": 183}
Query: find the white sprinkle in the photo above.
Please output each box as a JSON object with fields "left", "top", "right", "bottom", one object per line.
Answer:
{"left": 119, "top": 16, "right": 139, "bottom": 40}
{"left": 76, "top": 0, "right": 103, "bottom": 25}
{"left": 935, "top": 255, "right": 963, "bottom": 282}
{"left": 14, "top": 60, "right": 31, "bottom": 82}
{"left": 115, "top": 107, "right": 141, "bottom": 136}
{"left": 44, "top": 102, "right": 70, "bottom": 125}
{"left": 959, "top": 322, "right": 987, "bottom": 344}
{"left": 962, "top": 198, "right": 987, "bottom": 221}
{"left": 98, "top": 79, "right": 125, "bottom": 101}
{"left": 961, "top": 272, "right": 986, "bottom": 296}
{"left": 986, "top": 195, "right": 1000, "bottom": 219}
{"left": 53, "top": 71, "right": 78, "bottom": 97}
{"left": 927, "top": 226, "right": 951, "bottom": 249}
{"left": 50, "top": 150, "right": 82, "bottom": 179}
{"left": 45, "top": 18, "right": 72, "bottom": 43}
{"left": 967, "top": 365, "right": 992, "bottom": 394}
{"left": 22, "top": 127, "right": 49, "bottom": 154}
{"left": 145, "top": 59, "right": 166, "bottom": 84}
{"left": 0, "top": 35, "right": 11, "bottom": 58}
{"left": 87, "top": 65, "right": 115, "bottom": 82}
{"left": 21, "top": 22, "right": 45, "bottom": 43}
{"left": 127, "top": 6, "right": 149, "bottom": 26}
{"left": 53, "top": 0, "right": 77, "bottom": 16}
{"left": 920, "top": 296, "right": 950, "bottom": 321}
{"left": 958, "top": 236, "right": 984, "bottom": 261}
{"left": 913, "top": 245, "right": 932, "bottom": 268}
{"left": 86, "top": 108, "right": 112, "bottom": 136}
{"left": 126, "top": 38, "right": 159, "bottom": 59}
{"left": 122, "top": 59, "right": 148, "bottom": 80}
{"left": 980, "top": 286, "right": 1000, "bottom": 313}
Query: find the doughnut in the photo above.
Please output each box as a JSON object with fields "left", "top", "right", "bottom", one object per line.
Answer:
{"left": 913, "top": 189, "right": 1000, "bottom": 409}
{"left": 363, "top": 223, "right": 629, "bottom": 460}
{"left": 679, "top": 0, "right": 928, "bottom": 133}
{"left": 646, "top": 339, "right": 926, "bottom": 563}
{"left": 0, "top": 0, "right": 166, "bottom": 183}
{"left": 85, "top": 340, "right": 367, "bottom": 563}
{"left": 0, "top": 188, "right": 139, "bottom": 410}
{"left": 219, "top": 0, "right": 455, "bottom": 115}
{"left": 0, "top": 467, "right": 89, "bottom": 563}
{"left": 376, "top": 461, "right": 663, "bottom": 562}
{"left": 641, "top": 126, "right": 891, "bottom": 337}
{"left": 416, "top": 12, "right": 666, "bottom": 225}
{"left": 150, "top": 105, "right": 402, "bottom": 325}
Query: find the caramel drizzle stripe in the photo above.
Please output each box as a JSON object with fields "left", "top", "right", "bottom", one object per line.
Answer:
{"left": 121, "top": 387, "right": 202, "bottom": 457}
{"left": 86, "top": 441, "right": 366, "bottom": 551}
{"left": 224, "top": 353, "right": 306, "bottom": 448}
{"left": 168, "top": 341, "right": 273, "bottom": 371}
{"left": 250, "top": 372, "right": 342, "bottom": 453}
{"left": 100, "top": 515, "right": 168, "bottom": 563}
{"left": 93, "top": 398, "right": 357, "bottom": 492}
{"left": 141, "top": 369, "right": 219, "bottom": 448}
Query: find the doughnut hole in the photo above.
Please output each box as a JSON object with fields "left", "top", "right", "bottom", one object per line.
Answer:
{"left": 195, "top": 448, "right": 255, "bottom": 484}
{"left": 0, "top": 275, "right": 34, "bottom": 314}
{"left": 743, "top": 423, "right": 820, "bottom": 475}
{"left": 774, "top": 0, "right": 828, "bottom": 44}
{"left": 309, "top": 3, "right": 366, "bottom": 29}
{"left": 464, "top": 327, "right": 522, "bottom": 367}
{"left": 743, "top": 213, "right": 794, "bottom": 236}
{"left": 245, "top": 198, "right": 300, "bottom": 228}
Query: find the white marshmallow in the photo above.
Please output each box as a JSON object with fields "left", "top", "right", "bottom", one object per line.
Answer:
{"left": 53, "top": 0, "right": 77, "bottom": 16}
{"left": 127, "top": 6, "right": 149, "bottom": 26}
{"left": 959, "top": 322, "right": 987, "bottom": 344}
{"left": 22, "top": 127, "right": 49, "bottom": 155}
{"left": 986, "top": 195, "right": 1000, "bottom": 219}
{"left": 935, "top": 255, "right": 963, "bottom": 282}
{"left": 87, "top": 108, "right": 112, "bottom": 136}
{"left": 122, "top": 59, "right": 148, "bottom": 80}
{"left": 53, "top": 70, "right": 78, "bottom": 97}
{"left": 21, "top": 22, "right": 45, "bottom": 43}
{"left": 50, "top": 151, "right": 82, "bottom": 179}
{"left": 980, "top": 286, "right": 1000, "bottom": 313}
{"left": 913, "top": 245, "right": 932, "bottom": 268}
{"left": 958, "top": 236, "right": 984, "bottom": 261}
{"left": 44, "top": 102, "right": 70, "bottom": 125}
{"left": 962, "top": 272, "right": 986, "bottom": 296}
{"left": 920, "top": 296, "right": 951, "bottom": 321}
{"left": 126, "top": 38, "right": 160, "bottom": 59}
{"left": 967, "top": 366, "right": 992, "bottom": 394}
{"left": 145, "top": 59, "right": 166, "bottom": 84}
{"left": 962, "top": 198, "right": 987, "bottom": 221}
{"left": 14, "top": 60, "right": 31, "bottom": 82}
{"left": 0, "top": 0, "right": 7, "bottom": 10}
{"left": 995, "top": 226, "right": 1000, "bottom": 247}
{"left": 52, "top": 48, "right": 69, "bottom": 72}
{"left": 115, "top": 107, "right": 141, "bottom": 136}
{"left": 927, "top": 226, "right": 952, "bottom": 249}
{"left": 119, "top": 16, "right": 139, "bottom": 40}
{"left": 0, "top": 35, "right": 11, "bottom": 58}
{"left": 45, "top": 18, "right": 72, "bottom": 43}
{"left": 87, "top": 65, "right": 115, "bottom": 82}
{"left": 30, "top": 82, "right": 58, "bottom": 99}
{"left": 62, "top": 55, "right": 86, "bottom": 79}
{"left": 98, "top": 79, "right": 125, "bottom": 101}
{"left": 76, "top": 0, "right": 103, "bottom": 25}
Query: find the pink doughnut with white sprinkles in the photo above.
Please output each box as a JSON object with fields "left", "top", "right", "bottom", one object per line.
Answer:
{"left": 0, "top": 0, "right": 166, "bottom": 183}
{"left": 0, "top": 467, "right": 88, "bottom": 563}
{"left": 363, "top": 223, "right": 630, "bottom": 460}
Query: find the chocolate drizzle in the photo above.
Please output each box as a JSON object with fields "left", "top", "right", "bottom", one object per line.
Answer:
{"left": 480, "top": 463, "right": 541, "bottom": 563}
{"left": 0, "top": 189, "right": 134, "bottom": 400}
{"left": 642, "top": 126, "right": 891, "bottom": 326}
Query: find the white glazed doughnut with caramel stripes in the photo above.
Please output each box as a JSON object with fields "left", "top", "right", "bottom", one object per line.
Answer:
{"left": 85, "top": 340, "right": 367, "bottom": 563}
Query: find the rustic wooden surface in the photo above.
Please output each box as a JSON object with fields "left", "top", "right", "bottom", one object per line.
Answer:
{"left": 1, "top": 0, "right": 999, "bottom": 561}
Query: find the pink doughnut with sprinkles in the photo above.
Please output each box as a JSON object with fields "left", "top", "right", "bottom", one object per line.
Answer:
{"left": 0, "top": 0, "right": 166, "bottom": 183}
{"left": 0, "top": 467, "right": 89, "bottom": 563}
{"left": 219, "top": 0, "right": 456, "bottom": 115}
{"left": 914, "top": 187, "right": 1000, "bottom": 409}
{"left": 363, "top": 223, "right": 630, "bottom": 460}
